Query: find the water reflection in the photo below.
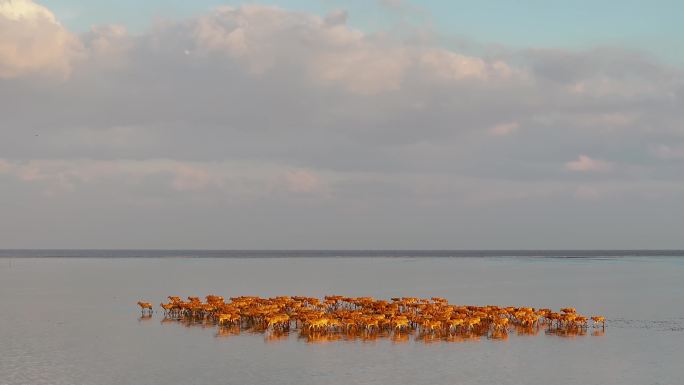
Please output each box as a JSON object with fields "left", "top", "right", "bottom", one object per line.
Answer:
{"left": 159, "top": 315, "right": 604, "bottom": 344}
{"left": 514, "top": 325, "right": 541, "bottom": 336}
{"left": 488, "top": 330, "right": 509, "bottom": 341}
{"left": 391, "top": 332, "right": 410, "bottom": 344}
{"left": 7, "top": 256, "right": 678, "bottom": 385}
{"left": 264, "top": 330, "right": 289, "bottom": 342}
{"left": 216, "top": 325, "right": 241, "bottom": 338}
{"left": 545, "top": 326, "right": 589, "bottom": 338}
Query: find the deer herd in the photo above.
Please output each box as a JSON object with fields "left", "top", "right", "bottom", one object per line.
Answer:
{"left": 138, "top": 295, "right": 606, "bottom": 342}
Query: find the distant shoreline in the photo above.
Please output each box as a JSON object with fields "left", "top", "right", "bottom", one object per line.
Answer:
{"left": 1, "top": 249, "right": 683, "bottom": 258}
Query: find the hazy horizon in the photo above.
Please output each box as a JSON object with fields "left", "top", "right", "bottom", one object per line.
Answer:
{"left": 2, "top": 249, "right": 684, "bottom": 259}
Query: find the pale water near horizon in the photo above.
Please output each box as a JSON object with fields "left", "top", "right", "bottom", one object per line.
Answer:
{"left": 1, "top": 253, "right": 683, "bottom": 385}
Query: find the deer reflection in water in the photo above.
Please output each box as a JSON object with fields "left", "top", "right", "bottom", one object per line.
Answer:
{"left": 489, "top": 330, "right": 509, "bottom": 341}
{"left": 391, "top": 332, "right": 410, "bottom": 344}
{"left": 514, "top": 324, "right": 541, "bottom": 336}
{"left": 216, "top": 325, "right": 241, "bottom": 338}
{"left": 265, "top": 330, "right": 289, "bottom": 343}
{"left": 301, "top": 331, "right": 344, "bottom": 344}
{"left": 545, "top": 326, "right": 588, "bottom": 338}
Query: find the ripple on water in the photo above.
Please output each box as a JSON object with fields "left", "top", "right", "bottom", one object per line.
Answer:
{"left": 607, "top": 318, "right": 684, "bottom": 332}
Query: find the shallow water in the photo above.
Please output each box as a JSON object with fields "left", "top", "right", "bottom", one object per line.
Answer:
{"left": 1, "top": 255, "right": 683, "bottom": 385}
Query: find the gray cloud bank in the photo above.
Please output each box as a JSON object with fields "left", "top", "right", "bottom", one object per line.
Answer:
{"left": 1, "top": 1, "right": 683, "bottom": 249}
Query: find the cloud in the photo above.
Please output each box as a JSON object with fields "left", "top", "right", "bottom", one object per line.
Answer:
{"left": 565, "top": 155, "right": 614, "bottom": 172}
{"left": 285, "top": 170, "right": 322, "bottom": 193}
{"left": 1, "top": 2, "right": 684, "bottom": 247}
{"left": 419, "top": 49, "right": 516, "bottom": 82}
{"left": 82, "top": 24, "right": 131, "bottom": 69}
{"left": 1, "top": 3, "right": 680, "bottom": 175}
{"left": 651, "top": 144, "right": 684, "bottom": 160}
{"left": 0, "top": 0, "right": 82, "bottom": 79}
{"left": 188, "top": 5, "right": 522, "bottom": 94}
{"left": 0, "top": 158, "right": 330, "bottom": 197}
{"left": 488, "top": 122, "right": 520, "bottom": 136}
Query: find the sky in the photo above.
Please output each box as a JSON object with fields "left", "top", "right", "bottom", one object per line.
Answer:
{"left": 39, "top": 0, "right": 684, "bottom": 65}
{"left": 1, "top": 0, "right": 683, "bottom": 249}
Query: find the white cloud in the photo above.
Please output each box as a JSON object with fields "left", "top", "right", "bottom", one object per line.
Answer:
{"left": 0, "top": 0, "right": 54, "bottom": 22}
{"left": 188, "top": 5, "right": 523, "bottom": 94}
{"left": 419, "top": 49, "right": 517, "bottom": 82}
{"left": 565, "top": 155, "right": 614, "bottom": 172}
{"left": 191, "top": 4, "right": 412, "bottom": 93}
{"left": 83, "top": 24, "right": 131, "bottom": 69}
{"left": 0, "top": 0, "right": 82, "bottom": 79}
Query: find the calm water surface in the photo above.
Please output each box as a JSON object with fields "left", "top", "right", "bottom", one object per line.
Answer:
{"left": 1, "top": 253, "right": 683, "bottom": 385}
